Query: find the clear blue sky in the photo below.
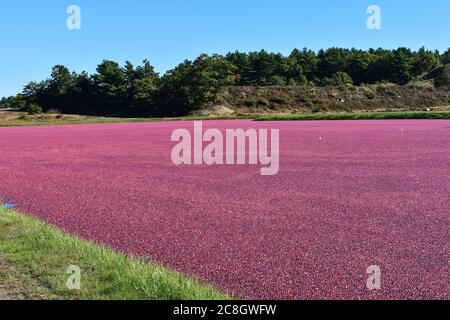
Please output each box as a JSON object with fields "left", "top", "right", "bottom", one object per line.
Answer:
{"left": 1, "top": 0, "right": 449, "bottom": 97}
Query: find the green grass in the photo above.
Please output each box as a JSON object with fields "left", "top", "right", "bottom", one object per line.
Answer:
{"left": 0, "top": 207, "right": 229, "bottom": 300}
{"left": 0, "top": 117, "right": 157, "bottom": 127}
{"left": 255, "top": 111, "right": 450, "bottom": 121}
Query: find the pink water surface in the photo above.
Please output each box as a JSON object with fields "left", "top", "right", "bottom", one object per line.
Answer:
{"left": 0, "top": 120, "right": 449, "bottom": 299}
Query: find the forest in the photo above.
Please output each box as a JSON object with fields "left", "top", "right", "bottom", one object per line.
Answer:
{"left": 1, "top": 47, "right": 449, "bottom": 117}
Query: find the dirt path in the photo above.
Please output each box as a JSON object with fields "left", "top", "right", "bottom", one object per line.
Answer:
{"left": 0, "top": 257, "right": 48, "bottom": 300}
{"left": 0, "top": 259, "right": 26, "bottom": 300}
{"left": 0, "top": 289, "right": 20, "bottom": 300}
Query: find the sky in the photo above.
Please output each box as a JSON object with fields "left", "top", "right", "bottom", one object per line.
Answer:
{"left": 1, "top": 0, "right": 449, "bottom": 97}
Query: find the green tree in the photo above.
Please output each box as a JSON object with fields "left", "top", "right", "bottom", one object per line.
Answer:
{"left": 127, "top": 60, "right": 159, "bottom": 112}
{"left": 390, "top": 48, "right": 415, "bottom": 85}
{"left": 289, "top": 48, "right": 318, "bottom": 81}
{"left": 225, "top": 51, "right": 251, "bottom": 85}
{"left": 159, "top": 54, "right": 237, "bottom": 115}
{"left": 317, "top": 48, "right": 350, "bottom": 79}
{"left": 48, "top": 65, "right": 75, "bottom": 96}
{"left": 441, "top": 48, "right": 450, "bottom": 65}
{"left": 8, "top": 94, "right": 27, "bottom": 110}
{"left": 69, "top": 71, "right": 94, "bottom": 114}
{"left": 435, "top": 64, "right": 450, "bottom": 87}
{"left": 346, "top": 49, "right": 376, "bottom": 84}
{"left": 22, "top": 81, "right": 45, "bottom": 105}
{"left": 367, "top": 48, "right": 394, "bottom": 83}
{"left": 413, "top": 47, "right": 441, "bottom": 75}
{"left": 322, "top": 72, "right": 353, "bottom": 86}
{"left": 246, "top": 50, "right": 284, "bottom": 85}
{"left": 93, "top": 60, "right": 127, "bottom": 113}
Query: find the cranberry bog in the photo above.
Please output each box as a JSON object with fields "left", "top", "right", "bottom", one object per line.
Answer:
{"left": 0, "top": 120, "right": 449, "bottom": 300}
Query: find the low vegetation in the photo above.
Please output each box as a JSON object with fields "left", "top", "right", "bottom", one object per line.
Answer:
{"left": 255, "top": 111, "right": 450, "bottom": 121}
{"left": 218, "top": 84, "right": 450, "bottom": 114}
{"left": 0, "top": 110, "right": 251, "bottom": 127}
{"left": 1, "top": 47, "right": 449, "bottom": 118}
{"left": 0, "top": 207, "right": 228, "bottom": 300}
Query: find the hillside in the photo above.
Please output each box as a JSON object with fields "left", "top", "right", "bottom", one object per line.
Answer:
{"left": 209, "top": 83, "right": 450, "bottom": 116}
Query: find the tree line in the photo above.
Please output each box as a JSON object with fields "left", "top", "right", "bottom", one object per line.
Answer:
{"left": 1, "top": 47, "right": 449, "bottom": 117}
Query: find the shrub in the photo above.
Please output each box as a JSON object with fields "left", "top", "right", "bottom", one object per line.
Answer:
{"left": 287, "top": 79, "right": 298, "bottom": 86}
{"left": 244, "top": 98, "right": 257, "bottom": 107}
{"left": 25, "top": 104, "right": 43, "bottom": 115}
{"left": 365, "top": 91, "right": 377, "bottom": 100}
{"left": 435, "top": 64, "right": 450, "bottom": 87}
{"left": 305, "top": 100, "right": 314, "bottom": 108}
{"left": 268, "top": 76, "right": 287, "bottom": 86}
{"left": 322, "top": 72, "right": 353, "bottom": 86}
{"left": 311, "top": 105, "right": 322, "bottom": 113}
{"left": 257, "top": 98, "right": 270, "bottom": 106}
{"left": 270, "top": 95, "right": 290, "bottom": 105}
{"left": 46, "top": 108, "right": 61, "bottom": 115}
{"left": 332, "top": 72, "right": 353, "bottom": 86}
{"left": 36, "top": 115, "right": 51, "bottom": 120}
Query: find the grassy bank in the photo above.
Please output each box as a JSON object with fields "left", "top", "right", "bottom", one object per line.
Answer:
{"left": 255, "top": 111, "right": 450, "bottom": 121}
{"left": 2, "top": 110, "right": 450, "bottom": 128}
{"left": 0, "top": 207, "right": 228, "bottom": 300}
{"left": 220, "top": 84, "right": 450, "bottom": 114}
{"left": 0, "top": 113, "right": 251, "bottom": 128}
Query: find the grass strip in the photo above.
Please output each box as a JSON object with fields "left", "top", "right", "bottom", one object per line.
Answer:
{"left": 0, "top": 115, "right": 252, "bottom": 128}
{"left": 255, "top": 111, "right": 450, "bottom": 121}
{"left": 0, "top": 207, "right": 229, "bottom": 300}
